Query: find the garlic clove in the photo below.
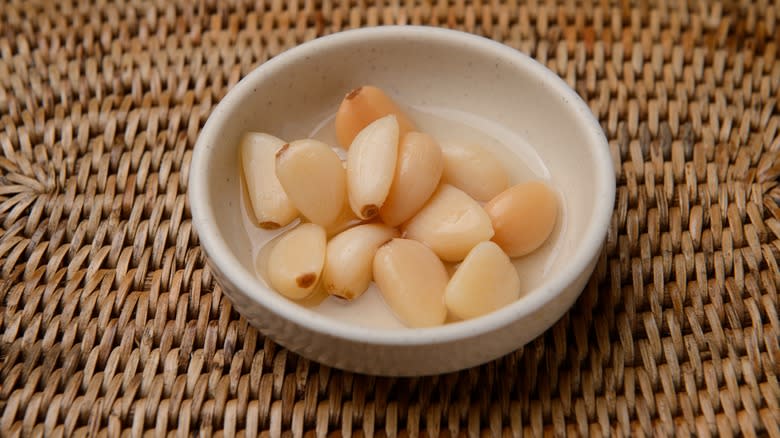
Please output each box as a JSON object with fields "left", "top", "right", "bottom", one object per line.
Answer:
{"left": 240, "top": 132, "right": 299, "bottom": 229}
{"left": 372, "top": 238, "right": 448, "bottom": 328}
{"left": 483, "top": 181, "right": 558, "bottom": 257}
{"left": 335, "top": 85, "right": 416, "bottom": 148}
{"left": 379, "top": 132, "right": 444, "bottom": 227}
{"left": 265, "top": 223, "right": 327, "bottom": 300}
{"left": 441, "top": 142, "right": 509, "bottom": 201}
{"left": 275, "top": 139, "right": 347, "bottom": 227}
{"left": 403, "top": 184, "right": 494, "bottom": 262}
{"left": 346, "top": 114, "right": 399, "bottom": 220}
{"left": 444, "top": 241, "right": 521, "bottom": 320}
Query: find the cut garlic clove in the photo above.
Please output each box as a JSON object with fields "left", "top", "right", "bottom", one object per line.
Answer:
{"left": 403, "top": 184, "right": 494, "bottom": 262}
{"left": 372, "top": 238, "right": 448, "bottom": 327}
{"left": 265, "top": 223, "right": 327, "bottom": 300}
{"left": 335, "top": 85, "right": 417, "bottom": 148}
{"left": 346, "top": 114, "right": 399, "bottom": 220}
{"left": 441, "top": 142, "right": 509, "bottom": 201}
{"left": 240, "top": 132, "right": 299, "bottom": 229}
{"left": 444, "top": 241, "right": 521, "bottom": 320}
{"left": 323, "top": 224, "right": 399, "bottom": 300}
{"left": 276, "top": 139, "right": 346, "bottom": 227}
{"left": 379, "top": 132, "right": 444, "bottom": 227}
{"left": 483, "top": 181, "right": 559, "bottom": 257}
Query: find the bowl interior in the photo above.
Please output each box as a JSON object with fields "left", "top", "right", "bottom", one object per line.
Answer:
{"left": 195, "top": 28, "right": 612, "bottom": 332}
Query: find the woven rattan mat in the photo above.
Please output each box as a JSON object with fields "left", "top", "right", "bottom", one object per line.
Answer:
{"left": 1, "top": 0, "right": 779, "bottom": 436}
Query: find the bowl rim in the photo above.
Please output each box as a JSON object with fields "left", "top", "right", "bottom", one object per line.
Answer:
{"left": 189, "top": 25, "right": 616, "bottom": 346}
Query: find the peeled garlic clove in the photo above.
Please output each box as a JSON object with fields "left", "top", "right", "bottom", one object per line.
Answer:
{"left": 240, "top": 132, "right": 299, "bottom": 229}
{"left": 346, "top": 114, "right": 399, "bottom": 219}
{"left": 373, "top": 238, "right": 448, "bottom": 327}
{"left": 483, "top": 181, "right": 558, "bottom": 257}
{"left": 379, "top": 132, "right": 444, "bottom": 227}
{"left": 258, "top": 234, "right": 328, "bottom": 308}
{"left": 403, "top": 184, "right": 494, "bottom": 262}
{"left": 335, "top": 85, "right": 417, "bottom": 148}
{"left": 323, "top": 224, "right": 399, "bottom": 300}
{"left": 265, "top": 223, "right": 327, "bottom": 300}
{"left": 441, "top": 143, "right": 509, "bottom": 201}
{"left": 444, "top": 241, "right": 521, "bottom": 320}
{"left": 276, "top": 139, "right": 346, "bottom": 226}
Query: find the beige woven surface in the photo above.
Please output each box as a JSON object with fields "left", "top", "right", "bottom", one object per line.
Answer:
{"left": 1, "top": 0, "right": 779, "bottom": 436}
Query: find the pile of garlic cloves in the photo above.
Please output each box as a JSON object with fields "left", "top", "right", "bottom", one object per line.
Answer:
{"left": 240, "top": 86, "right": 559, "bottom": 328}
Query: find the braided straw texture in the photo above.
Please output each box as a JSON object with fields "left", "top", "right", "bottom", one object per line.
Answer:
{"left": 1, "top": 0, "right": 779, "bottom": 436}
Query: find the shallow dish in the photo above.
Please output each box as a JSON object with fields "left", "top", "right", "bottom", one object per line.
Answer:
{"left": 189, "top": 26, "right": 615, "bottom": 376}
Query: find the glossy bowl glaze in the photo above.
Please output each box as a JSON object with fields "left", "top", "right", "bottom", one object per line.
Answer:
{"left": 189, "top": 26, "right": 615, "bottom": 376}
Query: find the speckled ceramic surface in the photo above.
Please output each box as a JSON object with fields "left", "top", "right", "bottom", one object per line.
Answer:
{"left": 189, "top": 26, "right": 615, "bottom": 376}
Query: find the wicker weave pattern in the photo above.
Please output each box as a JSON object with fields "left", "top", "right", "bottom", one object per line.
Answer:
{"left": 1, "top": 0, "right": 779, "bottom": 436}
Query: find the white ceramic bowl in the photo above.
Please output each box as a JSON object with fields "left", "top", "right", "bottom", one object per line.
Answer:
{"left": 189, "top": 26, "right": 615, "bottom": 376}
